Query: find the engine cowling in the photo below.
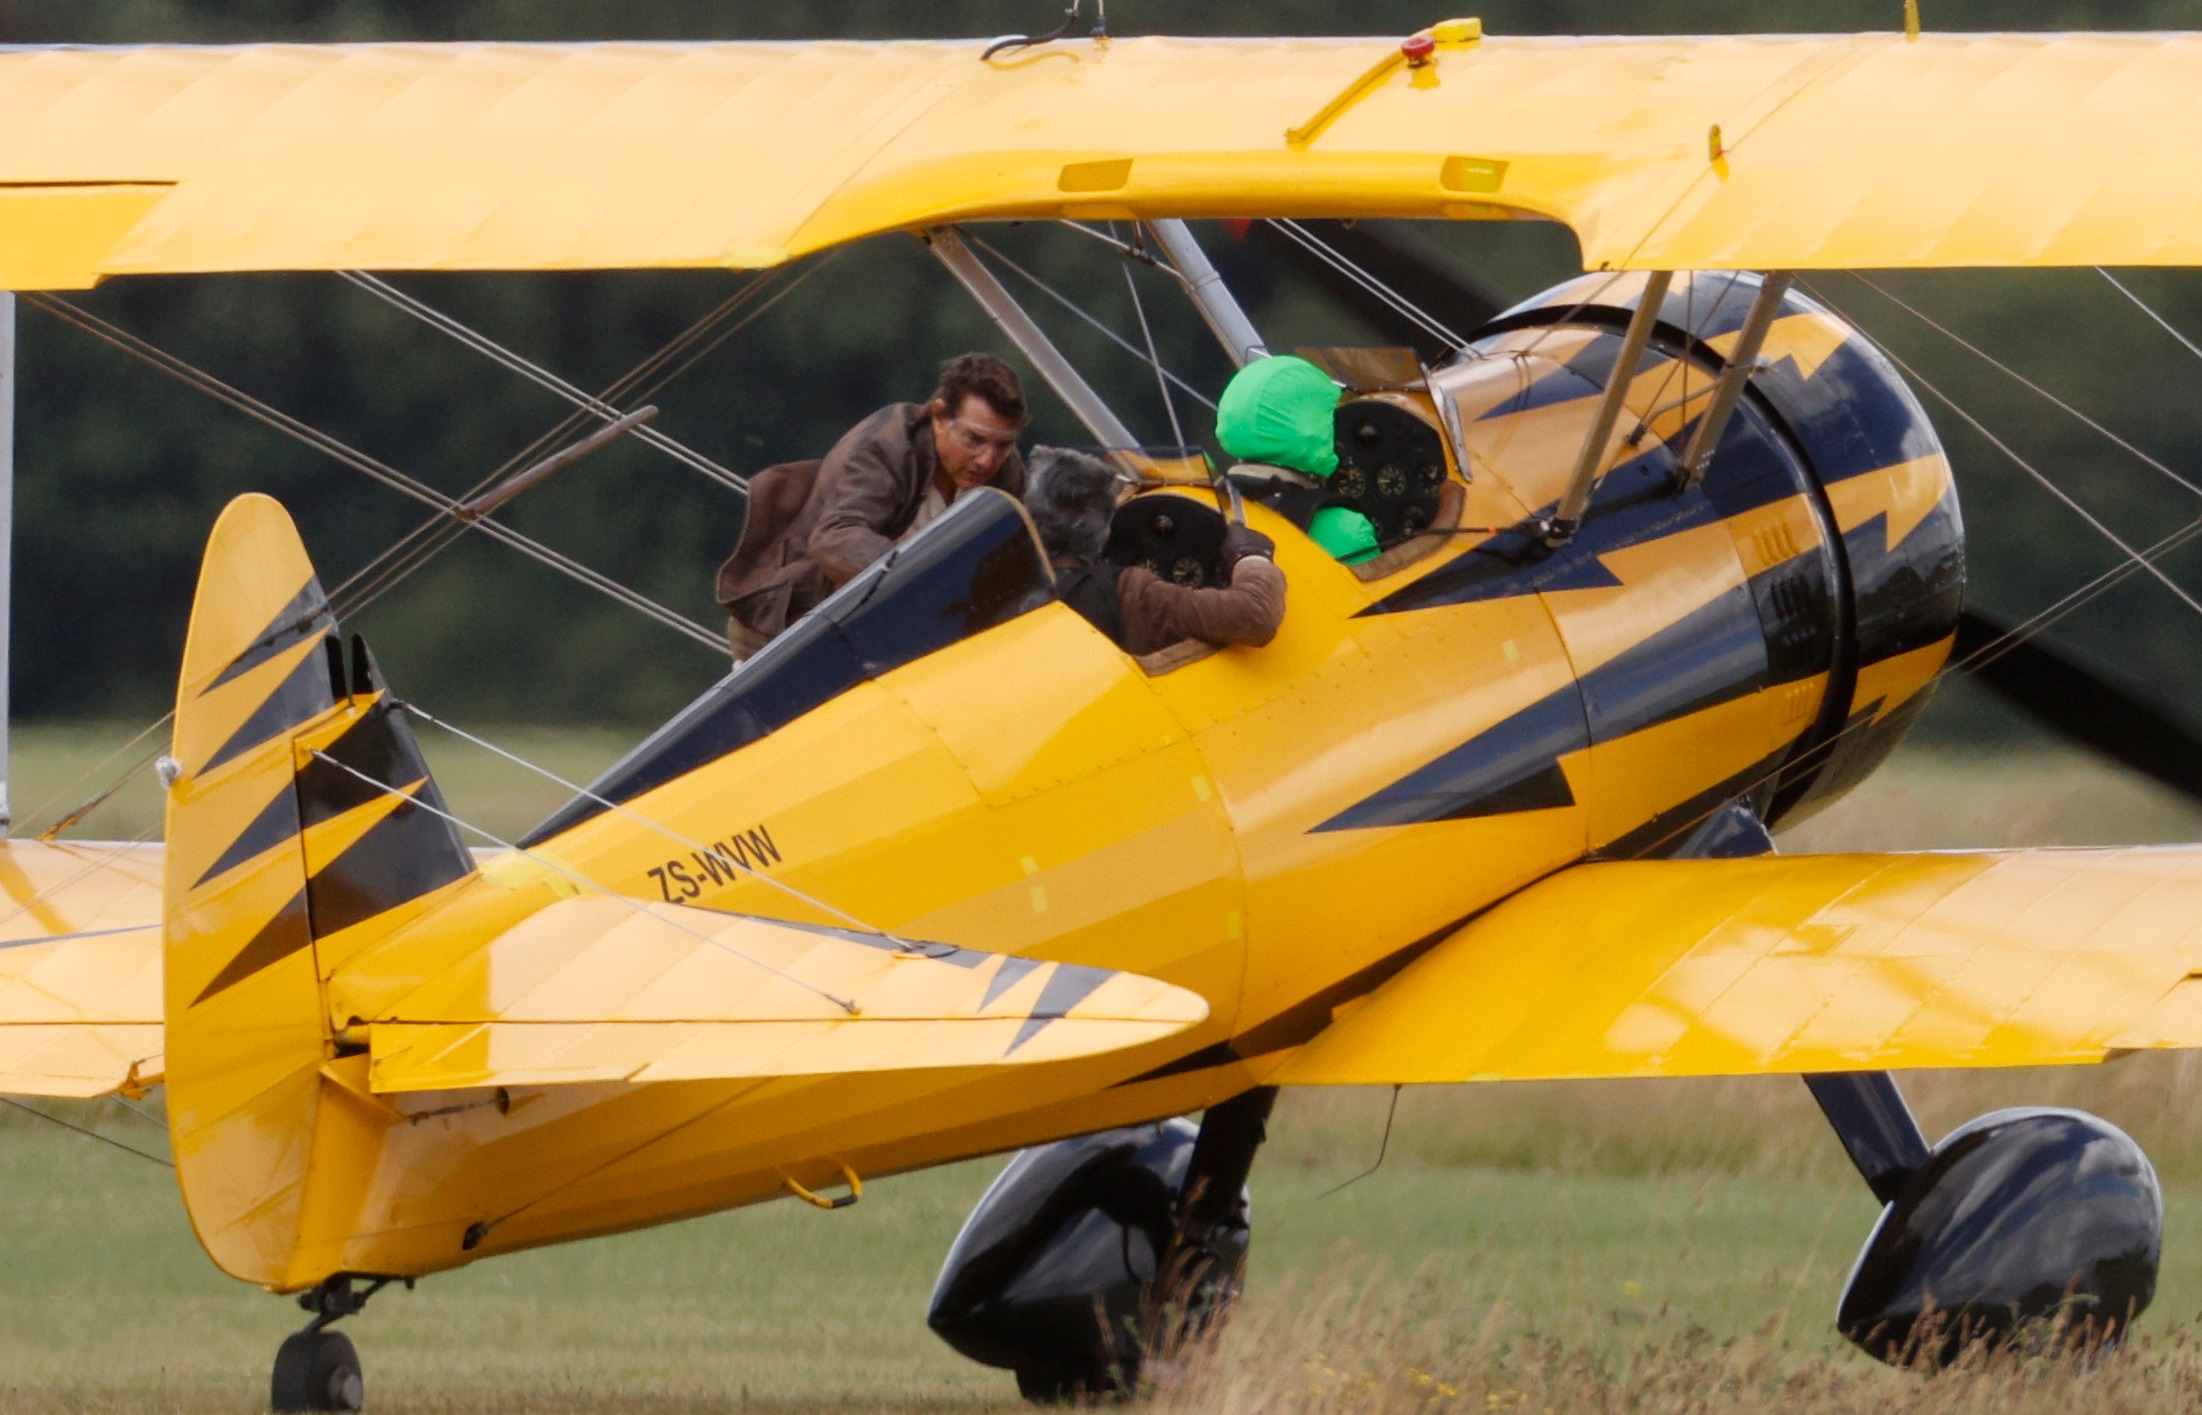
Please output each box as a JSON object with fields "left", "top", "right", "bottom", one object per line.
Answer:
{"left": 1452, "top": 271, "right": 1965, "bottom": 836}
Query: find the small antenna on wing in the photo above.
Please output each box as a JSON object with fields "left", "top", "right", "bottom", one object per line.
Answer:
{"left": 1904, "top": 0, "right": 1921, "bottom": 40}
{"left": 1321, "top": 1085, "right": 1403, "bottom": 1198}
{"left": 983, "top": 1, "right": 1083, "bottom": 61}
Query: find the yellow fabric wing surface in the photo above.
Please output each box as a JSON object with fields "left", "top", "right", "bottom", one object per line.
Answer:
{"left": 1277, "top": 848, "right": 2202, "bottom": 1085}
{"left": 368, "top": 895, "right": 1207, "bottom": 1091}
{"left": 0, "top": 841, "right": 163, "bottom": 1097}
{"left": 2, "top": 32, "right": 2202, "bottom": 285}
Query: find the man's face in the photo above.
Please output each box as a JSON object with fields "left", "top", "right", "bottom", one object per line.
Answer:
{"left": 931, "top": 395, "right": 1021, "bottom": 489}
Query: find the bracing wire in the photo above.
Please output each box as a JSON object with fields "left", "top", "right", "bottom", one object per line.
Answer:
{"left": 20, "top": 716, "right": 172, "bottom": 841}
{"left": 969, "top": 233, "right": 1216, "bottom": 410}
{"left": 18, "top": 266, "right": 820, "bottom": 841}
{"left": 1842, "top": 272, "right": 2202, "bottom": 501}
{"left": 0, "top": 1097, "right": 172, "bottom": 1169}
{"left": 302, "top": 747, "right": 858, "bottom": 1014}
{"left": 2098, "top": 268, "right": 2202, "bottom": 365}
{"left": 24, "top": 293, "right": 727, "bottom": 651}
{"left": 1117, "top": 227, "right": 1187, "bottom": 451}
{"left": 396, "top": 699, "right": 916, "bottom": 952}
{"left": 1266, "top": 219, "right": 1472, "bottom": 353}
{"left": 327, "top": 257, "right": 831, "bottom": 624}
{"left": 1800, "top": 279, "right": 2202, "bottom": 621}
{"left": 338, "top": 271, "right": 750, "bottom": 494}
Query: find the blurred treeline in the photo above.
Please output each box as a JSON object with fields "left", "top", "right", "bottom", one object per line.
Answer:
{"left": 9, "top": 0, "right": 2202, "bottom": 730}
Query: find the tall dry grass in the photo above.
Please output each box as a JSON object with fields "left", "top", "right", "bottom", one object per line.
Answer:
{"left": 1153, "top": 1274, "right": 2202, "bottom": 1415}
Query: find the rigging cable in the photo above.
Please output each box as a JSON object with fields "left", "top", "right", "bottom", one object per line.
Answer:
{"left": 1802, "top": 280, "right": 2202, "bottom": 620}
{"left": 0, "top": 1096, "right": 172, "bottom": 1168}
{"left": 1842, "top": 272, "right": 2202, "bottom": 501}
{"left": 19, "top": 267, "right": 824, "bottom": 843}
{"left": 1117, "top": 227, "right": 1188, "bottom": 451}
{"left": 326, "top": 259, "right": 830, "bottom": 622}
{"left": 969, "top": 233, "right": 1216, "bottom": 410}
{"left": 1266, "top": 219, "right": 1473, "bottom": 353}
{"left": 23, "top": 293, "right": 726, "bottom": 651}
{"left": 338, "top": 271, "right": 750, "bottom": 494}
{"left": 2098, "top": 268, "right": 2202, "bottom": 366}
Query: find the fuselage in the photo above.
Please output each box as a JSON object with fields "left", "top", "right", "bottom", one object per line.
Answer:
{"left": 298, "top": 271, "right": 1962, "bottom": 1283}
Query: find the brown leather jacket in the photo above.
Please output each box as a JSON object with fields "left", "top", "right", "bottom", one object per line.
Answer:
{"left": 1056, "top": 555, "right": 1287, "bottom": 658}
{"left": 716, "top": 403, "right": 1026, "bottom": 654}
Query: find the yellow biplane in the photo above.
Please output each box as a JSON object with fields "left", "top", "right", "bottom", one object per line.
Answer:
{"left": 4, "top": 15, "right": 2202, "bottom": 1407}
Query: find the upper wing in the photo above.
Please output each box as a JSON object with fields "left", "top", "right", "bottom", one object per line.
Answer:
{"left": 2, "top": 32, "right": 2200, "bottom": 285}
{"left": 0, "top": 841, "right": 163, "bottom": 1097}
{"left": 368, "top": 895, "right": 1207, "bottom": 1091}
{"left": 1276, "top": 847, "right": 2202, "bottom": 1085}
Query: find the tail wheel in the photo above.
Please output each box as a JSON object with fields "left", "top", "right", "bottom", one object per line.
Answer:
{"left": 272, "top": 1328, "right": 364, "bottom": 1412}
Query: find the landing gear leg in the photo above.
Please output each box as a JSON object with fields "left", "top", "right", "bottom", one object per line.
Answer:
{"left": 1807, "top": 1072, "right": 2162, "bottom": 1365}
{"left": 1155, "top": 1087, "right": 1277, "bottom": 1342}
{"left": 271, "top": 1274, "right": 404, "bottom": 1413}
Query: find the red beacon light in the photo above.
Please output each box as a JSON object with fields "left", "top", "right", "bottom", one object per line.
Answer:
{"left": 1401, "top": 34, "right": 1437, "bottom": 66}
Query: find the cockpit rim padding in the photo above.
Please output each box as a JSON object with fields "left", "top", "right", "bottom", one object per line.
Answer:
{"left": 1135, "top": 636, "right": 1221, "bottom": 678}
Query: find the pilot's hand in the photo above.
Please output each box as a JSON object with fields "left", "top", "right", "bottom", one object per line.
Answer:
{"left": 1222, "top": 524, "right": 1276, "bottom": 567}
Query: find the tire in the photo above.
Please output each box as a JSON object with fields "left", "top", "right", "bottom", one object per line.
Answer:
{"left": 1015, "top": 1365, "right": 1126, "bottom": 1405}
{"left": 272, "top": 1329, "right": 364, "bottom": 1412}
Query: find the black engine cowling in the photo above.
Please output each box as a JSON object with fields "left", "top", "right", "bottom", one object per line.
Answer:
{"left": 927, "top": 1119, "right": 1249, "bottom": 1401}
{"left": 1838, "top": 1106, "right": 2161, "bottom": 1364}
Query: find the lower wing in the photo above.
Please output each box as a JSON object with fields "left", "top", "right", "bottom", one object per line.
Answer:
{"left": 0, "top": 841, "right": 163, "bottom": 1097}
{"left": 1278, "top": 847, "right": 2202, "bottom": 1085}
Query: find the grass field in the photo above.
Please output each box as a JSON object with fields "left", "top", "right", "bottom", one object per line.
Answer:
{"left": 13, "top": 709, "right": 2202, "bottom": 1412}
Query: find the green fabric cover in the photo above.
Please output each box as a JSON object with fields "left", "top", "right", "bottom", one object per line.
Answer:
{"left": 1309, "top": 506, "right": 1379, "bottom": 564}
{"left": 1215, "top": 355, "right": 1341, "bottom": 478}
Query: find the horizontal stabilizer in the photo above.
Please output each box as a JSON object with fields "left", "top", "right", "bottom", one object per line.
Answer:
{"left": 1278, "top": 847, "right": 2202, "bottom": 1085}
{"left": 369, "top": 896, "right": 1207, "bottom": 1091}
{"left": 0, "top": 841, "right": 162, "bottom": 1097}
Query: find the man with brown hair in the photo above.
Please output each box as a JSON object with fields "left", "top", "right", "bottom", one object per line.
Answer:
{"left": 717, "top": 353, "right": 1030, "bottom": 657}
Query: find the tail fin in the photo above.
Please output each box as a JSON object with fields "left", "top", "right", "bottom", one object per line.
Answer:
{"left": 163, "top": 494, "right": 474, "bottom": 1288}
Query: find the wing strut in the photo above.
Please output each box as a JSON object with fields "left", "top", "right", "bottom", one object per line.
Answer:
{"left": 1145, "top": 219, "right": 1267, "bottom": 369}
{"left": 925, "top": 226, "right": 1139, "bottom": 449}
{"left": 1545, "top": 269, "right": 1672, "bottom": 546}
{"left": 1676, "top": 270, "right": 1794, "bottom": 488}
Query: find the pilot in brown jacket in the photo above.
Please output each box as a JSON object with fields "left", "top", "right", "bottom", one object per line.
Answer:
{"left": 716, "top": 353, "right": 1029, "bottom": 658}
{"left": 1023, "top": 447, "right": 1286, "bottom": 658}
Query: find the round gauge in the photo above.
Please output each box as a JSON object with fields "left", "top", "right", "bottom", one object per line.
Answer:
{"left": 1419, "top": 462, "right": 1445, "bottom": 489}
{"left": 1401, "top": 505, "right": 1430, "bottom": 535}
{"left": 1333, "top": 467, "right": 1367, "bottom": 500}
{"left": 1139, "top": 558, "right": 1162, "bottom": 577}
{"left": 1171, "top": 557, "right": 1205, "bottom": 588}
{"left": 1375, "top": 463, "right": 1406, "bottom": 497}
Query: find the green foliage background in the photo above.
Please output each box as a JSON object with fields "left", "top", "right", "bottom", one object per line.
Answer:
{"left": 8, "top": 0, "right": 2202, "bottom": 729}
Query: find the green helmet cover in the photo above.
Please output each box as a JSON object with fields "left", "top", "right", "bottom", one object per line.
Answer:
{"left": 1215, "top": 355, "right": 1341, "bottom": 478}
{"left": 1310, "top": 506, "right": 1380, "bottom": 564}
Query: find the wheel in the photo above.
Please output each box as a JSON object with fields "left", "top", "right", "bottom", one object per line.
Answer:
{"left": 1015, "top": 1363, "right": 1130, "bottom": 1405}
{"left": 271, "top": 1328, "right": 363, "bottom": 1412}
